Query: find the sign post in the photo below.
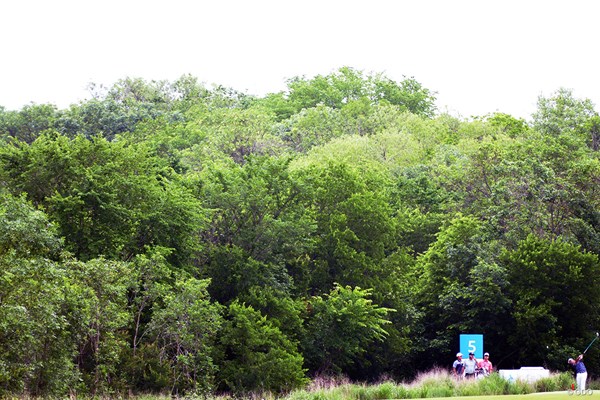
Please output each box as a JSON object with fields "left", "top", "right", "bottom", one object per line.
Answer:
{"left": 460, "top": 334, "right": 483, "bottom": 359}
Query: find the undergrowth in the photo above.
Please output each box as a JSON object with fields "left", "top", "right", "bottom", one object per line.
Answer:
{"left": 284, "top": 369, "right": 579, "bottom": 400}
{"left": 6, "top": 370, "right": 585, "bottom": 399}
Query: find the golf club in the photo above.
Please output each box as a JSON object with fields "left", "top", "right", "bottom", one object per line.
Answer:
{"left": 583, "top": 332, "right": 600, "bottom": 354}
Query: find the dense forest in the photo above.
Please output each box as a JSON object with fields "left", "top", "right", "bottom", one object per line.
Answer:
{"left": 1, "top": 67, "right": 600, "bottom": 397}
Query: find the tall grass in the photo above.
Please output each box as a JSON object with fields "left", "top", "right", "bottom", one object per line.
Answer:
{"left": 12, "top": 371, "right": 580, "bottom": 400}
{"left": 284, "top": 369, "right": 575, "bottom": 400}
{"left": 532, "top": 371, "right": 573, "bottom": 392}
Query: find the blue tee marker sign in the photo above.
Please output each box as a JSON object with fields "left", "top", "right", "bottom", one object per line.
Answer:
{"left": 460, "top": 334, "right": 483, "bottom": 359}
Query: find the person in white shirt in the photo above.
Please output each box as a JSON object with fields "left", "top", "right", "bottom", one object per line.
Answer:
{"left": 452, "top": 353, "right": 464, "bottom": 378}
{"left": 463, "top": 352, "right": 478, "bottom": 378}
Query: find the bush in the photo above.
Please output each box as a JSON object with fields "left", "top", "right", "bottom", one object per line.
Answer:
{"left": 216, "top": 302, "right": 308, "bottom": 395}
{"left": 476, "top": 373, "right": 511, "bottom": 395}
{"left": 589, "top": 378, "right": 600, "bottom": 390}
{"left": 368, "top": 381, "right": 395, "bottom": 399}
{"left": 533, "top": 371, "right": 572, "bottom": 392}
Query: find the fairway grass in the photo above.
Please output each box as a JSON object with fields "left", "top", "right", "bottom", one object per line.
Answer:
{"left": 412, "top": 393, "right": 599, "bottom": 400}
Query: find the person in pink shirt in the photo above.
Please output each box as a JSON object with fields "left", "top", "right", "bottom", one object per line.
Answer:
{"left": 478, "top": 352, "right": 493, "bottom": 375}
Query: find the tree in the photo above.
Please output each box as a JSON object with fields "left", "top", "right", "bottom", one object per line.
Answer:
{"left": 56, "top": 98, "right": 172, "bottom": 141}
{"left": 237, "top": 286, "right": 305, "bottom": 343}
{"left": 122, "top": 247, "right": 174, "bottom": 393}
{"left": 292, "top": 160, "right": 395, "bottom": 293}
{"left": 414, "top": 215, "right": 510, "bottom": 366}
{"left": 455, "top": 127, "right": 600, "bottom": 249}
{"left": 0, "top": 191, "right": 62, "bottom": 258}
{"left": 201, "top": 244, "right": 292, "bottom": 305}
{"left": 0, "top": 133, "right": 205, "bottom": 266}
{"left": 0, "top": 104, "right": 57, "bottom": 143}
{"left": 194, "top": 155, "right": 315, "bottom": 300}
{"left": 196, "top": 155, "right": 313, "bottom": 264}
{"left": 274, "top": 105, "right": 344, "bottom": 152}
{"left": 184, "top": 105, "right": 282, "bottom": 165}
{"left": 149, "top": 277, "right": 223, "bottom": 395}
{"left": 301, "top": 284, "right": 393, "bottom": 375}
{"left": 216, "top": 301, "right": 307, "bottom": 394}
{"left": 261, "top": 67, "right": 436, "bottom": 121}
{"left": 532, "top": 88, "right": 598, "bottom": 146}
{"left": 371, "top": 74, "right": 437, "bottom": 117}
{"left": 485, "top": 112, "right": 529, "bottom": 138}
{"left": 63, "top": 257, "right": 136, "bottom": 394}
{"left": 583, "top": 115, "right": 600, "bottom": 151}
{"left": 0, "top": 191, "right": 74, "bottom": 396}
{"left": 501, "top": 235, "right": 600, "bottom": 368}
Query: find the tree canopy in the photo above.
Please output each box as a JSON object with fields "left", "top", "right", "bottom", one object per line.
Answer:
{"left": 0, "top": 68, "right": 599, "bottom": 397}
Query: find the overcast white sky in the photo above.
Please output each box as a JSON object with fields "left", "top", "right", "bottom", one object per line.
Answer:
{"left": 1, "top": 0, "right": 599, "bottom": 120}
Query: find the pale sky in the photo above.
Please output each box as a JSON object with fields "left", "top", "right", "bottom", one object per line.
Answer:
{"left": 1, "top": 0, "right": 599, "bottom": 120}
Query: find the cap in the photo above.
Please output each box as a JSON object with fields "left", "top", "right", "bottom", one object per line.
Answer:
{"left": 456, "top": 352, "right": 463, "bottom": 357}
{"left": 568, "top": 358, "right": 575, "bottom": 364}
{"left": 469, "top": 352, "right": 474, "bottom": 355}
{"left": 484, "top": 352, "right": 490, "bottom": 356}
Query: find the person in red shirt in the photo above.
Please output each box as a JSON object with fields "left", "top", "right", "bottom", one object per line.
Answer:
{"left": 478, "top": 352, "right": 493, "bottom": 375}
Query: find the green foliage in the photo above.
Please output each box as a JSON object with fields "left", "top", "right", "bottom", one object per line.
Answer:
{"left": 202, "top": 244, "right": 292, "bottom": 305}
{"left": 0, "top": 191, "right": 62, "bottom": 257}
{"left": 123, "top": 248, "right": 176, "bottom": 392}
{"left": 450, "top": 125, "right": 600, "bottom": 251}
{"left": 149, "top": 277, "right": 222, "bottom": 395}
{"left": 56, "top": 98, "right": 175, "bottom": 141}
{"left": 197, "top": 155, "right": 314, "bottom": 265}
{"left": 0, "top": 103, "right": 58, "bottom": 143}
{"left": 0, "top": 133, "right": 205, "bottom": 266}
{"left": 0, "top": 191, "right": 76, "bottom": 396}
{"left": 3, "top": 70, "right": 600, "bottom": 397}
{"left": 237, "top": 286, "right": 305, "bottom": 343}
{"left": 274, "top": 105, "right": 345, "bottom": 152}
{"left": 291, "top": 160, "right": 396, "bottom": 293}
{"left": 533, "top": 371, "right": 573, "bottom": 392}
{"left": 486, "top": 112, "right": 529, "bottom": 138}
{"left": 270, "top": 66, "right": 436, "bottom": 120}
{"left": 302, "top": 284, "right": 393, "bottom": 374}
{"left": 63, "top": 256, "right": 136, "bottom": 393}
{"left": 195, "top": 154, "right": 315, "bottom": 301}
{"left": 217, "top": 301, "right": 308, "bottom": 394}
{"left": 501, "top": 235, "right": 600, "bottom": 366}
{"left": 415, "top": 215, "right": 511, "bottom": 363}
{"left": 533, "top": 87, "right": 597, "bottom": 139}
{"left": 184, "top": 104, "right": 282, "bottom": 165}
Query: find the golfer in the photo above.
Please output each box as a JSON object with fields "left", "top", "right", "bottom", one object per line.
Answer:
{"left": 568, "top": 354, "right": 588, "bottom": 391}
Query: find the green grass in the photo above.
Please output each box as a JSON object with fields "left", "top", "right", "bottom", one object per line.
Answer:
{"left": 283, "top": 369, "right": 593, "bottom": 400}
{"left": 8, "top": 370, "right": 590, "bottom": 400}
{"left": 109, "top": 393, "right": 600, "bottom": 400}
{"left": 417, "top": 394, "right": 600, "bottom": 400}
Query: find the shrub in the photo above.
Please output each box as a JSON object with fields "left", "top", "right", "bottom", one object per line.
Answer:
{"left": 368, "top": 381, "right": 395, "bottom": 399}
{"left": 216, "top": 302, "right": 308, "bottom": 395}
{"left": 476, "top": 373, "right": 510, "bottom": 395}
{"left": 534, "top": 371, "right": 572, "bottom": 392}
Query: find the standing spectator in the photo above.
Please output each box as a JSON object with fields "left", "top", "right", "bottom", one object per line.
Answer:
{"left": 463, "top": 352, "right": 478, "bottom": 378}
{"left": 479, "top": 352, "right": 493, "bottom": 375}
{"left": 568, "top": 354, "right": 588, "bottom": 391}
{"left": 453, "top": 353, "right": 464, "bottom": 378}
